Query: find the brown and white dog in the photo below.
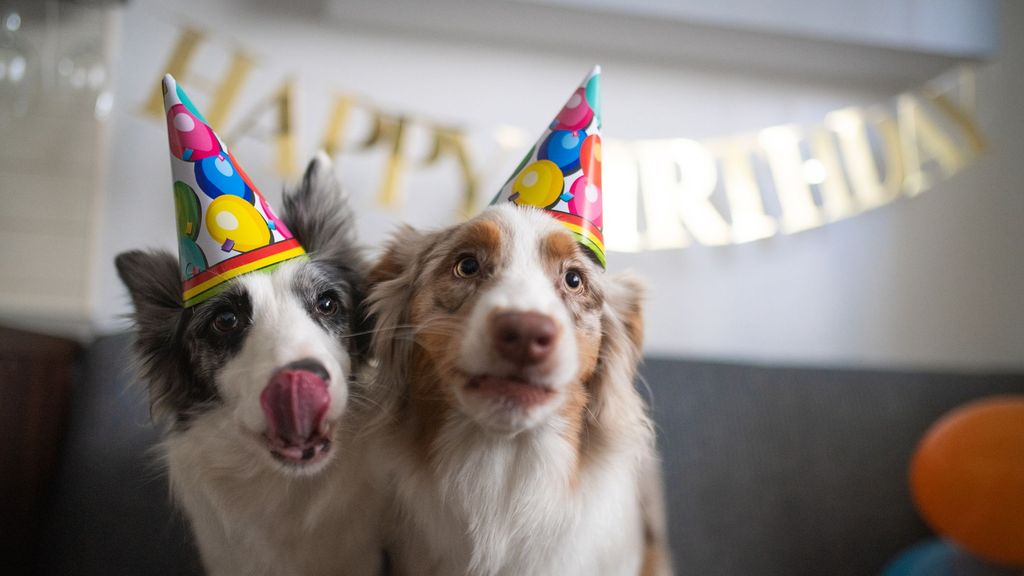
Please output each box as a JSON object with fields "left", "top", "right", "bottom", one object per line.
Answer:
{"left": 116, "top": 155, "right": 386, "bottom": 576}
{"left": 365, "top": 204, "right": 671, "bottom": 576}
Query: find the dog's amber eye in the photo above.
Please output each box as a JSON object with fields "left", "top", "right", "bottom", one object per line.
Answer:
{"left": 212, "top": 310, "right": 240, "bottom": 333}
{"left": 315, "top": 294, "right": 339, "bottom": 316}
{"left": 454, "top": 256, "right": 481, "bottom": 278}
{"left": 564, "top": 270, "right": 584, "bottom": 292}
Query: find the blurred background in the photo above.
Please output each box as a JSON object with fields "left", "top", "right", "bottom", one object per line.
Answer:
{"left": 1, "top": 0, "right": 1021, "bottom": 575}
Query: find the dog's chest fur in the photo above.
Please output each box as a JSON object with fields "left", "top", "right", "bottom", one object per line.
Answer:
{"left": 384, "top": 417, "right": 646, "bottom": 576}
{"left": 165, "top": 411, "right": 384, "bottom": 576}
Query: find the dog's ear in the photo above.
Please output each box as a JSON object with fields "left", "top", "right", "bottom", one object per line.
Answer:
{"left": 115, "top": 250, "right": 190, "bottom": 420}
{"left": 365, "top": 224, "right": 431, "bottom": 347}
{"left": 283, "top": 153, "right": 371, "bottom": 355}
{"left": 116, "top": 249, "right": 182, "bottom": 327}
{"left": 606, "top": 273, "right": 646, "bottom": 357}
{"left": 362, "top": 225, "right": 434, "bottom": 422}
{"left": 368, "top": 224, "right": 427, "bottom": 286}
{"left": 282, "top": 152, "right": 362, "bottom": 268}
{"left": 585, "top": 272, "right": 652, "bottom": 444}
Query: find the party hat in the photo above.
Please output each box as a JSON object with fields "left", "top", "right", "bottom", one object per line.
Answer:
{"left": 161, "top": 74, "right": 306, "bottom": 307}
{"left": 492, "top": 66, "right": 605, "bottom": 268}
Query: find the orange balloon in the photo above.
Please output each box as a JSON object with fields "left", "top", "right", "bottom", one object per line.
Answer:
{"left": 910, "top": 395, "right": 1024, "bottom": 567}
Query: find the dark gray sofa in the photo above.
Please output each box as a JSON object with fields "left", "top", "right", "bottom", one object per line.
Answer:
{"left": 33, "top": 333, "right": 1024, "bottom": 575}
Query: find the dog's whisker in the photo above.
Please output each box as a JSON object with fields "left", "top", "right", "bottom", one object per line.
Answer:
{"left": 338, "top": 323, "right": 426, "bottom": 340}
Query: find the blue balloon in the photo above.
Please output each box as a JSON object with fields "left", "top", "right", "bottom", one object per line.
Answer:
{"left": 882, "top": 539, "right": 1020, "bottom": 576}
{"left": 538, "top": 130, "right": 583, "bottom": 175}
{"left": 194, "top": 153, "right": 254, "bottom": 203}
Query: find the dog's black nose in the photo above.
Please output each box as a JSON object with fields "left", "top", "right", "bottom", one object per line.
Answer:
{"left": 281, "top": 358, "right": 330, "bottom": 382}
{"left": 490, "top": 312, "right": 558, "bottom": 366}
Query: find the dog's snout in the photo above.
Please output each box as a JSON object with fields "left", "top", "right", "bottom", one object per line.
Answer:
{"left": 262, "top": 359, "right": 332, "bottom": 446}
{"left": 281, "top": 358, "right": 330, "bottom": 382}
{"left": 491, "top": 312, "right": 558, "bottom": 365}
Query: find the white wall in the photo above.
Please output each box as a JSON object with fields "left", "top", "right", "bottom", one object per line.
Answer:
{"left": 92, "top": 0, "right": 1023, "bottom": 370}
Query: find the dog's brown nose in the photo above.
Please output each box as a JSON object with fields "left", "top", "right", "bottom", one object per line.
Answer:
{"left": 491, "top": 312, "right": 558, "bottom": 365}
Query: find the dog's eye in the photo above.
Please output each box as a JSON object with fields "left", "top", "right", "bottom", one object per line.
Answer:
{"left": 212, "top": 309, "right": 241, "bottom": 333}
{"left": 564, "top": 270, "right": 584, "bottom": 292}
{"left": 454, "top": 256, "right": 481, "bottom": 279}
{"left": 315, "top": 293, "right": 339, "bottom": 316}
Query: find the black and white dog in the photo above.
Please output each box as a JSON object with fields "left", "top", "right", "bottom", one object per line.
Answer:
{"left": 116, "top": 154, "right": 386, "bottom": 576}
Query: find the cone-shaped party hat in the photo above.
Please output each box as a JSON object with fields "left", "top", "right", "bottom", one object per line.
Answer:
{"left": 492, "top": 66, "right": 604, "bottom": 268}
{"left": 162, "top": 74, "right": 306, "bottom": 306}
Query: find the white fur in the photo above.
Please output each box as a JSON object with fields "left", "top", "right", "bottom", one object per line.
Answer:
{"left": 383, "top": 420, "right": 647, "bottom": 576}
{"left": 372, "top": 206, "right": 656, "bottom": 576}
{"left": 166, "top": 262, "right": 385, "bottom": 576}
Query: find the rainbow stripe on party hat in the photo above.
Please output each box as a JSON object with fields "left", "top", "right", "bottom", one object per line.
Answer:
{"left": 162, "top": 74, "right": 306, "bottom": 306}
{"left": 492, "top": 66, "right": 604, "bottom": 268}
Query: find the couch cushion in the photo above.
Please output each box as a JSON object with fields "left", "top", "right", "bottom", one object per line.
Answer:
{"left": 645, "top": 357, "right": 1024, "bottom": 576}
{"left": 36, "top": 334, "right": 1024, "bottom": 575}
{"left": 37, "top": 333, "right": 203, "bottom": 576}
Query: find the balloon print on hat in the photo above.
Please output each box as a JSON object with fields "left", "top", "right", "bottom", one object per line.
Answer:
{"left": 539, "top": 130, "right": 584, "bottom": 175}
{"left": 206, "top": 195, "right": 272, "bottom": 253}
{"left": 174, "top": 181, "right": 207, "bottom": 279}
{"left": 552, "top": 87, "right": 594, "bottom": 131}
{"left": 228, "top": 149, "right": 259, "bottom": 194}
{"left": 178, "top": 236, "right": 208, "bottom": 280}
{"left": 567, "top": 176, "right": 602, "bottom": 229}
{"left": 567, "top": 134, "right": 603, "bottom": 227}
{"left": 166, "top": 103, "right": 220, "bottom": 162}
{"left": 259, "top": 193, "right": 292, "bottom": 237}
{"left": 501, "top": 145, "right": 537, "bottom": 189}
{"left": 195, "top": 153, "right": 255, "bottom": 203}
{"left": 580, "top": 134, "right": 601, "bottom": 187}
{"left": 585, "top": 73, "right": 601, "bottom": 127}
{"left": 490, "top": 65, "right": 605, "bottom": 268}
{"left": 174, "top": 181, "right": 201, "bottom": 241}
{"left": 510, "top": 160, "right": 568, "bottom": 209}
{"left": 175, "top": 82, "right": 208, "bottom": 124}
{"left": 161, "top": 74, "right": 307, "bottom": 307}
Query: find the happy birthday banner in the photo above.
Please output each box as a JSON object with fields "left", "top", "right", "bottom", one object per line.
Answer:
{"left": 140, "top": 24, "right": 987, "bottom": 252}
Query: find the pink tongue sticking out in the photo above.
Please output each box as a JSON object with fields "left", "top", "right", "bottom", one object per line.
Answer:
{"left": 260, "top": 369, "right": 331, "bottom": 446}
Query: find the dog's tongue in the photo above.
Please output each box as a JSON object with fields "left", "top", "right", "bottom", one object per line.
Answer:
{"left": 260, "top": 370, "right": 330, "bottom": 446}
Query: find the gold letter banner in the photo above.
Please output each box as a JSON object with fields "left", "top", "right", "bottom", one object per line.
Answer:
{"left": 142, "top": 21, "right": 986, "bottom": 251}
{"left": 600, "top": 66, "right": 985, "bottom": 252}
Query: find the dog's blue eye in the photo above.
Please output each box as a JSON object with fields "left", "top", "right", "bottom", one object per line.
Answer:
{"left": 564, "top": 270, "right": 584, "bottom": 291}
{"left": 212, "top": 310, "right": 240, "bottom": 333}
{"left": 454, "top": 256, "right": 481, "bottom": 279}
{"left": 316, "top": 294, "right": 339, "bottom": 316}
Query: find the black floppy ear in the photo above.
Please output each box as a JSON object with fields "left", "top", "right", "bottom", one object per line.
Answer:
{"left": 281, "top": 152, "right": 361, "bottom": 268}
{"left": 115, "top": 250, "right": 191, "bottom": 419}
{"left": 115, "top": 249, "right": 182, "bottom": 328}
